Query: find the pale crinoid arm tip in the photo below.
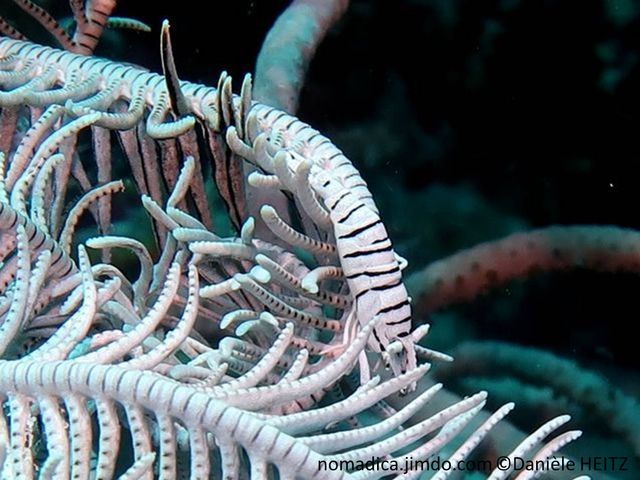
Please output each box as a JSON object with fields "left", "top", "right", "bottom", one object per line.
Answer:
{"left": 160, "top": 17, "right": 190, "bottom": 117}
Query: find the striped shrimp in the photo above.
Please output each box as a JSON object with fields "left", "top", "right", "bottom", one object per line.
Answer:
{"left": 235, "top": 104, "right": 428, "bottom": 383}
{"left": 312, "top": 168, "right": 418, "bottom": 377}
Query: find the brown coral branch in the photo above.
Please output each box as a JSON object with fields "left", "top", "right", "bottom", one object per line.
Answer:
{"left": 254, "top": 0, "right": 350, "bottom": 113}
{"left": 408, "top": 225, "right": 640, "bottom": 316}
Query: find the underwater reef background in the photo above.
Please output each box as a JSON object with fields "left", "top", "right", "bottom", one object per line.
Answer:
{"left": 2, "top": 0, "right": 639, "bottom": 477}
{"left": 133, "top": 1, "right": 640, "bottom": 475}
{"left": 98, "top": 0, "right": 640, "bottom": 475}
{"left": 121, "top": 0, "right": 640, "bottom": 474}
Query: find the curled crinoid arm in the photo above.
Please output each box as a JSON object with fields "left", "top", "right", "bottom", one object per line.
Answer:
{"left": 70, "top": 83, "right": 147, "bottom": 129}
{"left": 293, "top": 155, "right": 332, "bottom": 228}
{"left": 29, "top": 152, "right": 65, "bottom": 232}
{"left": 166, "top": 155, "right": 195, "bottom": 209}
{"left": 0, "top": 152, "right": 8, "bottom": 204}
{"left": 487, "top": 414, "right": 579, "bottom": 480}
{"left": 232, "top": 272, "right": 341, "bottom": 332}
{"left": 0, "top": 17, "right": 26, "bottom": 40}
{"left": 27, "top": 71, "right": 102, "bottom": 107}
{"left": 122, "top": 264, "right": 200, "bottom": 371}
{"left": 58, "top": 180, "right": 124, "bottom": 252}
{"left": 207, "top": 323, "right": 295, "bottom": 393}
{"left": 0, "top": 57, "right": 38, "bottom": 91}
{"left": 86, "top": 235, "right": 154, "bottom": 313}
{"left": 364, "top": 403, "right": 495, "bottom": 473}
{"left": 10, "top": 112, "right": 101, "bottom": 219}
{"left": 260, "top": 204, "right": 336, "bottom": 255}
{"left": 301, "top": 382, "right": 445, "bottom": 453}
{"left": 210, "top": 316, "right": 382, "bottom": 411}
{"left": 0, "top": 64, "right": 59, "bottom": 106}
{"left": 255, "top": 253, "right": 350, "bottom": 308}
{"left": 9, "top": 0, "right": 75, "bottom": 51}
{"left": 146, "top": 89, "right": 195, "bottom": 139}
{"left": 75, "top": 261, "right": 182, "bottom": 365}
{"left": 226, "top": 125, "right": 256, "bottom": 164}
{"left": 69, "top": 0, "right": 118, "bottom": 54}
{"left": 36, "top": 414, "right": 68, "bottom": 478}
{"left": 24, "top": 249, "right": 52, "bottom": 317}
{"left": 0, "top": 224, "right": 31, "bottom": 357}
{"left": 26, "top": 244, "right": 97, "bottom": 361}
{"left": 5, "top": 105, "right": 64, "bottom": 191}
